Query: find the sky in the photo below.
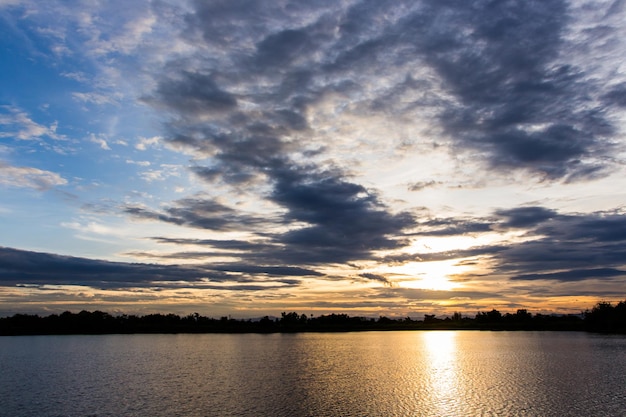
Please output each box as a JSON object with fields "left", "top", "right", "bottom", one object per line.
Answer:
{"left": 1, "top": 0, "right": 626, "bottom": 318}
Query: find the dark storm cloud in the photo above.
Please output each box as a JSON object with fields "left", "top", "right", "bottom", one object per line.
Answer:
{"left": 603, "top": 83, "right": 626, "bottom": 107}
{"left": 254, "top": 29, "right": 311, "bottom": 69}
{"left": 383, "top": 206, "right": 626, "bottom": 286}
{"left": 511, "top": 268, "right": 626, "bottom": 282}
{"left": 331, "top": 0, "right": 618, "bottom": 179}
{"left": 497, "top": 210, "right": 626, "bottom": 277}
{"left": 208, "top": 264, "right": 321, "bottom": 277}
{"left": 170, "top": 0, "right": 623, "bottom": 183}
{"left": 0, "top": 246, "right": 208, "bottom": 288}
{"left": 0, "top": 247, "right": 306, "bottom": 289}
{"left": 151, "top": 237, "right": 265, "bottom": 252}
{"left": 269, "top": 165, "right": 415, "bottom": 263}
{"left": 413, "top": 217, "right": 493, "bottom": 237}
{"left": 124, "top": 197, "right": 264, "bottom": 231}
{"left": 494, "top": 207, "right": 557, "bottom": 229}
{"left": 401, "top": 0, "right": 616, "bottom": 180}
{"left": 146, "top": 166, "right": 415, "bottom": 265}
{"left": 130, "top": 0, "right": 625, "bottom": 279}
{"left": 150, "top": 71, "right": 237, "bottom": 115}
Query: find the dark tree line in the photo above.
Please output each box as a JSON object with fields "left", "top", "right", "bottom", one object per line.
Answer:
{"left": 0, "top": 301, "right": 624, "bottom": 335}
{"left": 583, "top": 301, "right": 626, "bottom": 333}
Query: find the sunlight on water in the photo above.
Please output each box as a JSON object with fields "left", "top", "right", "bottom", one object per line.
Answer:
{"left": 1, "top": 332, "right": 625, "bottom": 416}
{"left": 422, "top": 331, "right": 458, "bottom": 414}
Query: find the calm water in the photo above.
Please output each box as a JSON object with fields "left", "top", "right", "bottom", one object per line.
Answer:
{"left": 1, "top": 331, "right": 625, "bottom": 416}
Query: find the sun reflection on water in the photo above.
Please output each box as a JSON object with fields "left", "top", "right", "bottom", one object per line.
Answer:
{"left": 422, "top": 331, "right": 460, "bottom": 414}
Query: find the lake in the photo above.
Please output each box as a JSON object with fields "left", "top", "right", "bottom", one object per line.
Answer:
{"left": 1, "top": 331, "right": 625, "bottom": 416}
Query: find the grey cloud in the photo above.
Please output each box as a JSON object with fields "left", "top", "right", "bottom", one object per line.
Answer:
{"left": 533, "top": 211, "right": 626, "bottom": 243}
{"left": 170, "top": 158, "right": 415, "bottom": 265}
{"left": 359, "top": 273, "right": 392, "bottom": 286}
{"left": 492, "top": 209, "right": 626, "bottom": 280}
{"left": 0, "top": 247, "right": 208, "bottom": 289}
{"left": 389, "top": 206, "right": 626, "bottom": 287}
{"left": 270, "top": 165, "right": 415, "bottom": 263}
{"left": 151, "top": 237, "right": 266, "bottom": 252}
{"left": 124, "top": 197, "right": 264, "bottom": 231}
{"left": 382, "top": 245, "right": 507, "bottom": 265}
{"left": 255, "top": 29, "right": 311, "bottom": 69}
{"left": 208, "top": 264, "right": 321, "bottom": 277}
{"left": 511, "top": 268, "right": 626, "bottom": 282}
{"left": 403, "top": 0, "right": 615, "bottom": 180}
{"left": 494, "top": 206, "right": 557, "bottom": 229}
{"left": 408, "top": 180, "right": 441, "bottom": 191}
{"left": 138, "top": 0, "right": 625, "bottom": 280}
{"left": 371, "top": 287, "right": 497, "bottom": 302}
{"left": 603, "top": 83, "right": 626, "bottom": 107}
{"left": 145, "top": 164, "right": 415, "bottom": 267}
{"left": 151, "top": 71, "right": 237, "bottom": 115}
{"left": 412, "top": 217, "right": 493, "bottom": 237}
{"left": 0, "top": 247, "right": 305, "bottom": 289}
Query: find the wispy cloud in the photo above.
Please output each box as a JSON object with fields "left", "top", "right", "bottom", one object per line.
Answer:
{"left": 0, "top": 161, "right": 67, "bottom": 190}
{"left": 0, "top": 106, "right": 62, "bottom": 141}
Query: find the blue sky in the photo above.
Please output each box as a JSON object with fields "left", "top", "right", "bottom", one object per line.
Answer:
{"left": 1, "top": 0, "right": 626, "bottom": 317}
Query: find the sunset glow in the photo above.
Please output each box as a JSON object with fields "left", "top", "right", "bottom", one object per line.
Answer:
{"left": 1, "top": 0, "right": 626, "bottom": 318}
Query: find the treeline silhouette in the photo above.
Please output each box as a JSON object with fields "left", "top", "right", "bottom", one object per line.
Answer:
{"left": 1, "top": 301, "right": 624, "bottom": 335}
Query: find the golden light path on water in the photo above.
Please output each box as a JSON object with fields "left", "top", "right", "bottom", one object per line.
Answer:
{"left": 422, "top": 331, "right": 460, "bottom": 415}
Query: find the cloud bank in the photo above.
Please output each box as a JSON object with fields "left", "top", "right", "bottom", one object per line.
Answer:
{"left": 1, "top": 0, "right": 625, "bottom": 315}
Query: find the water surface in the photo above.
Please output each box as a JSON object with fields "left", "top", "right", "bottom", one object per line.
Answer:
{"left": 1, "top": 331, "right": 624, "bottom": 416}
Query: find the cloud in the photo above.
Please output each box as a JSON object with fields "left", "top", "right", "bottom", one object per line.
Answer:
{"left": 138, "top": 164, "right": 180, "bottom": 183}
{"left": 0, "top": 106, "right": 61, "bottom": 141}
{"left": 0, "top": 161, "right": 67, "bottom": 190}
{"left": 408, "top": 206, "right": 626, "bottom": 284}
{"left": 3, "top": 0, "right": 626, "bottom": 313}
{"left": 0, "top": 246, "right": 303, "bottom": 289}
{"left": 123, "top": 0, "right": 623, "bottom": 275}
{"left": 412, "top": 217, "right": 493, "bottom": 237}
{"left": 403, "top": 1, "right": 617, "bottom": 180}
{"left": 494, "top": 207, "right": 557, "bottom": 229}
{"left": 408, "top": 180, "right": 441, "bottom": 191}
{"left": 124, "top": 196, "right": 266, "bottom": 232}
{"left": 89, "top": 133, "right": 111, "bottom": 150}
{"left": 268, "top": 165, "right": 415, "bottom": 263}
{"left": 135, "top": 136, "right": 161, "bottom": 150}
{"left": 603, "top": 82, "right": 626, "bottom": 107}
{"left": 359, "top": 272, "right": 392, "bottom": 286}
{"left": 0, "top": 0, "right": 23, "bottom": 7}
{"left": 72, "top": 92, "right": 120, "bottom": 106}
{"left": 511, "top": 268, "right": 626, "bottom": 282}
{"left": 149, "top": 71, "right": 238, "bottom": 116}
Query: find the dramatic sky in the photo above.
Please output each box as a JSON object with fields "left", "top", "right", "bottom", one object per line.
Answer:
{"left": 1, "top": 0, "right": 626, "bottom": 318}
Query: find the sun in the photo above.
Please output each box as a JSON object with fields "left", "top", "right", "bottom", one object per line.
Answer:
{"left": 395, "top": 259, "right": 469, "bottom": 291}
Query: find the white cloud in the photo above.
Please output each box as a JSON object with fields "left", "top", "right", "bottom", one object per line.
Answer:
{"left": 89, "top": 133, "right": 111, "bottom": 150}
{"left": 0, "top": 106, "right": 62, "bottom": 141}
{"left": 126, "top": 159, "right": 151, "bottom": 166}
{"left": 0, "top": 161, "right": 67, "bottom": 190}
{"left": 72, "top": 92, "right": 121, "bottom": 106}
{"left": 61, "top": 71, "right": 89, "bottom": 83}
{"left": 135, "top": 135, "right": 161, "bottom": 150}
{"left": 91, "top": 13, "right": 157, "bottom": 56}
{"left": 0, "top": 0, "right": 23, "bottom": 7}
{"left": 139, "top": 164, "right": 180, "bottom": 183}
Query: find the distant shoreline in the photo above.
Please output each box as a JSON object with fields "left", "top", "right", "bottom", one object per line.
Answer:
{"left": 2, "top": 301, "right": 625, "bottom": 335}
